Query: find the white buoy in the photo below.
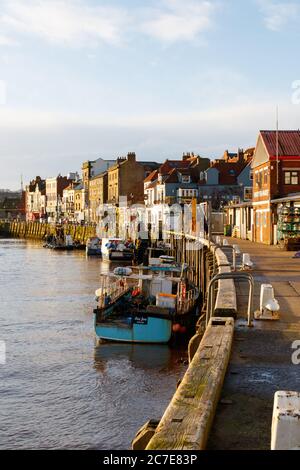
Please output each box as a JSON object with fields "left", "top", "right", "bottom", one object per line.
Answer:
{"left": 271, "top": 391, "right": 300, "bottom": 450}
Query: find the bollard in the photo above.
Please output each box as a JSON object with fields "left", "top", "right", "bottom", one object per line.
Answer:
{"left": 271, "top": 391, "right": 300, "bottom": 450}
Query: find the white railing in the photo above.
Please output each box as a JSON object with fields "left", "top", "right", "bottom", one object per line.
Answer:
{"left": 98, "top": 276, "right": 130, "bottom": 309}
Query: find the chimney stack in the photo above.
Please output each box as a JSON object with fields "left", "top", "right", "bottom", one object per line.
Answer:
{"left": 127, "top": 152, "right": 136, "bottom": 162}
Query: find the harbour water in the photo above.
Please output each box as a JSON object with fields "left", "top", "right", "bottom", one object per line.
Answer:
{"left": 0, "top": 239, "right": 186, "bottom": 450}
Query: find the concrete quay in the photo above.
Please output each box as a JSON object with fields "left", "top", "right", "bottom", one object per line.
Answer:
{"left": 208, "top": 239, "right": 300, "bottom": 450}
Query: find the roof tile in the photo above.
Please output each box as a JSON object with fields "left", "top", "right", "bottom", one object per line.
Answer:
{"left": 261, "top": 130, "right": 300, "bottom": 157}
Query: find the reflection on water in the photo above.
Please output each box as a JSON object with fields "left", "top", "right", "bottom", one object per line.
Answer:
{"left": 0, "top": 239, "right": 186, "bottom": 450}
{"left": 94, "top": 343, "right": 173, "bottom": 372}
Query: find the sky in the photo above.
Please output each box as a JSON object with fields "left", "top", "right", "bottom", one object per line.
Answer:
{"left": 0, "top": 0, "right": 300, "bottom": 189}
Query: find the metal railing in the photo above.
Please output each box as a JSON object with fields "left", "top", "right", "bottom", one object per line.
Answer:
{"left": 97, "top": 276, "right": 130, "bottom": 308}
{"left": 206, "top": 272, "right": 254, "bottom": 328}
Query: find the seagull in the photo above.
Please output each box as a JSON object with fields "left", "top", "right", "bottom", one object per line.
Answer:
{"left": 264, "top": 299, "right": 280, "bottom": 314}
{"left": 242, "top": 253, "right": 253, "bottom": 269}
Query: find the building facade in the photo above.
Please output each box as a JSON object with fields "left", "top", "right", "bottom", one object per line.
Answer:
{"left": 62, "top": 183, "right": 77, "bottom": 222}
{"left": 252, "top": 130, "right": 300, "bottom": 244}
{"left": 0, "top": 190, "right": 25, "bottom": 220}
{"left": 227, "top": 130, "right": 300, "bottom": 245}
{"left": 82, "top": 157, "right": 115, "bottom": 222}
{"left": 25, "top": 176, "right": 46, "bottom": 221}
{"left": 144, "top": 153, "right": 210, "bottom": 238}
{"left": 46, "top": 175, "right": 72, "bottom": 222}
{"left": 96, "top": 153, "right": 158, "bottom": 238}
{"left": 107, "top": 152, "right": 158, "bottom": 205}
{"left": 199, "top": 148, "right": 254, "bottom": 209}
{"left": 89, "top": 172, "right": 108, "bottom": 224}
{"left": 74, "top": 183, "right": 85, "bottom": 223}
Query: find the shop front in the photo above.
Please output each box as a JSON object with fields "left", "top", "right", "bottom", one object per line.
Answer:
{"left": 272, "top": 195, "right": 300, "bottom": 251}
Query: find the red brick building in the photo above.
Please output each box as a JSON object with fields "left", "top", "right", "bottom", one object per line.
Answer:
{"left": 252, "top": 130, "right": 300, "bottom": 244}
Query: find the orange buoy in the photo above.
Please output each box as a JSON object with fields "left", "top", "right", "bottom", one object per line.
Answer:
{"left": 132, "top": 288, "right": 140, "bottom": 297}
{"left": 172, "top": 323, "right": 181, "bottom": 333}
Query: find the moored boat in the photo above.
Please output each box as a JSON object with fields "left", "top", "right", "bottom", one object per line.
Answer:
{"left": 43, "top": 233, "right": 85, "bottom": 251}
{"left": 86, "top": 237, "right": 102, "bottom": 256}
{"left": 101, "top": 238, "right": 134, "bottom": 262}
{"left": 93, "top": 263, "right": 199, "bottom": 344}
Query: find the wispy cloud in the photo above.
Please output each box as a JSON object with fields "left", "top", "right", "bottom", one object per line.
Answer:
{"left": 0, "top": 99, "right": 297, "bottom": 138}
{"left": 257, "top": 0, "right": 300, "bottom": 31}
{"left": 141, "top": 0, "right": 216, "bottom": 43}
{"left": 0, "top": 34, "right": 18, "bottom": 46}
{"left": 0, "top": 0, "right": 129, "bottom": 47}
{"left": 0, "top": 0, "right": 216, "bottom": 48}
{"left": 1, "top": 99, "right": 299, "bottom": 188}
{"left": 0, "top": 80, "right": 6, "bottom": 105}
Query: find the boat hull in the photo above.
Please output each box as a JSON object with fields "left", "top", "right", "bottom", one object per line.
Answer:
{"left": 44, "top": 244, "right": 86, "bottom": 251}
{"left": 102, "top": 251, "right": 134, "bottom": 262}
{"left": 86, "top": 248, "right": 102, "bottom": 256}
{"left": 94, "top": 315, "right": 172, "bottom": 344}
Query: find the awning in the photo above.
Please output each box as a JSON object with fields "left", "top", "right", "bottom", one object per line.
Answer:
{"left": 271, "top": 193, "right": 300, "bottom": 204}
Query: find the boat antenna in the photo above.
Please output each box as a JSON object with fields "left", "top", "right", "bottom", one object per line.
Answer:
{"left": 276, "top": 106, "right": 279, "bottom": 186}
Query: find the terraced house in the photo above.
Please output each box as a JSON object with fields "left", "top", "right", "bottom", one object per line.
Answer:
{"left": 25, "top": 176, "right": 46, "bottom": 221}
{"left": 107, "top": 152, "right": 158, "bottom": 205}
{"left": 97, "top": 152, "right": 158, "bottom": 238}
{"left": 46, "top": 175, "right": 72, "bottom": 223}
{"left": 199, "top": 148, "right": 254, "bottom": 209}
{"left": 144, "top": 153, "right": 210, "bottom": 238}
{"left": 82, "top": 157, "right": 115, "bottom": 222}
{"left": 89, "top": 171, "right": 108, "bottom": 224}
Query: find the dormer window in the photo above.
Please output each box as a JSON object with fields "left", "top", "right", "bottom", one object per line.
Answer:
{"left": 181, "top": 174, "right": 191, "bottom": 183}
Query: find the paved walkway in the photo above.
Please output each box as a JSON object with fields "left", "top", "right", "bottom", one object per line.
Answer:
{"left": 208, "top": 239, "right": 300, "bottom": 450}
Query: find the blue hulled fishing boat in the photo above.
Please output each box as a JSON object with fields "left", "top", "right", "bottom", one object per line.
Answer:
{"left": 93, "top": 258, "right": 199, "bottom": 344}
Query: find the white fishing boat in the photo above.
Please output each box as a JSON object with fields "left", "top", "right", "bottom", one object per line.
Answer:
{"left": 101, "top": 238, "right": 134, "bottom": 262}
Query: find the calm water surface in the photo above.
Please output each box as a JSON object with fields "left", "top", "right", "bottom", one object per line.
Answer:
{"left": 0, "top": 239, "right": 186, "bottom": 449}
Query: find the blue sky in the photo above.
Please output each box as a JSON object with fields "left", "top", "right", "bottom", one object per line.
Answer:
{"left": 0, "top": 0, "right": 300, "bottom": 189}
